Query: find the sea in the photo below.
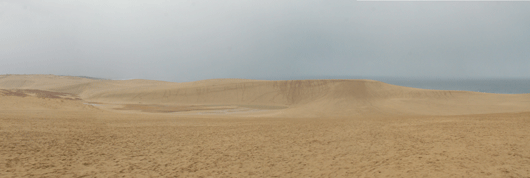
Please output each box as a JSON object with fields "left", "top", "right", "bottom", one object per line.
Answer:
{"left": 377, "top": 78, "right": 530, "bottom": 94}
{"left": 272, "top": 76, "right": 530, "bottom": 94}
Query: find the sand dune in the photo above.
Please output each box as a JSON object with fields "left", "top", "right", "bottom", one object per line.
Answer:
{"left": 1, "top": 74, "right": 529, "bottom": 116}
{"left": 1, "top": 75, "right": 530, "bottom": 177}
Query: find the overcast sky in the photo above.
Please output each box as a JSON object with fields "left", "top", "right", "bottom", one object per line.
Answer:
{"left": 1, "top": 0, "right": 529, "bottom": 81}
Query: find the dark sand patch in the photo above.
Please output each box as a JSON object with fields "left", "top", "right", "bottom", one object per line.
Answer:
{"left": 0, "top": 89, "right": 81, "bottom": 100}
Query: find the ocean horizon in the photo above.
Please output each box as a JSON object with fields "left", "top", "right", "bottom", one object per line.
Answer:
{"left": 262, "top": 76, "right": 530, "bottom": 94}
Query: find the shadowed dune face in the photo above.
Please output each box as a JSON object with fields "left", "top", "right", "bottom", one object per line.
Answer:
{"left": 0, "top": 89, "right": 27, "bottom": 97}
{"left": 1, "top": 75, "right": 530, "bottom": 177}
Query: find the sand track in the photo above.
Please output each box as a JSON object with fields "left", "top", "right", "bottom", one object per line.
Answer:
{"left": 1, "top": 75, "right": 530, "bottom": 177}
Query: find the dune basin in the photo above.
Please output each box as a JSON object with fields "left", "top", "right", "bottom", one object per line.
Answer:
{"left": 1, "top": 74, "right": 530, "bottom": 177}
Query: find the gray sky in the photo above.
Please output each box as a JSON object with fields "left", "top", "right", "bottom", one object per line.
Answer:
{"left": 1, "top": 0, "right": 529, "bottom": 81}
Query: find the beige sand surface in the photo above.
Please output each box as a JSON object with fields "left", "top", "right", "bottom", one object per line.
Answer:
{"left": 1, "top": 74, "right": 529, "bottom": 177}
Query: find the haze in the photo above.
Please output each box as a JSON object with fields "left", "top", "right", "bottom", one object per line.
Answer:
{"left": 1, "top": 0, "right": 529, "bottom": 81}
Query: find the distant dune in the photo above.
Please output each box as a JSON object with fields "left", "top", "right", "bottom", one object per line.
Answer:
{"left": 1, "top": 74, "right": 529, "bottom": 116}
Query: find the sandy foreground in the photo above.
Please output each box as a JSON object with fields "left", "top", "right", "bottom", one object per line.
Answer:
{"left": 1, "top": 75, "right": 529, "bottom": 177}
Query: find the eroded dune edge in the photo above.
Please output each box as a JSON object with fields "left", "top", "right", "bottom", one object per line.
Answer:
{"left": 1, "top": 75, "right": 529, "bottom": 177}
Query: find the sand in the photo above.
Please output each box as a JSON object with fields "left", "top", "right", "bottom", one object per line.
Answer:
{"left": 1, "top": 74, "right": 529, "bottom": 177}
